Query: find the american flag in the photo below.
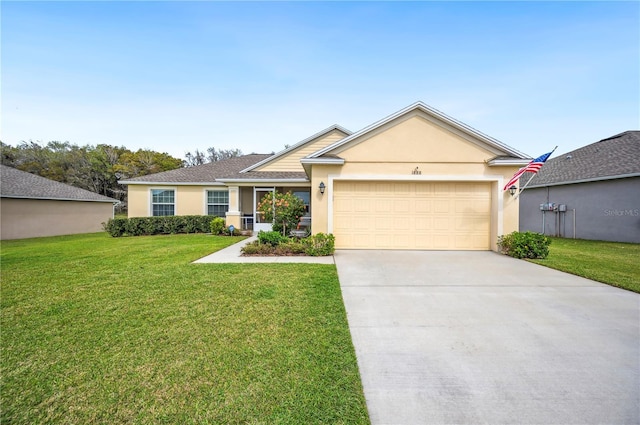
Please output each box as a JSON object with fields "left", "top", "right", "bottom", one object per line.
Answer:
{"left": 503, "top": 151, "right": 554, "bottom": 191}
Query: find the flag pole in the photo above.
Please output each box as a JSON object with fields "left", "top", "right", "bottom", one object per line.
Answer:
{"left": 513, "top": 146, "right": 557, "bottom": 200}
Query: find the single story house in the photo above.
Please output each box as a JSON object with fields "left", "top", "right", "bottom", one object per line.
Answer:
{"left": 519, "top": 131, "right": 640, "bottom": 243}
{"left": 121, "top": 102, "right": 532, "bottom": 251}
{"left": 0, "top": 164, "right": 118, "bottom": 240}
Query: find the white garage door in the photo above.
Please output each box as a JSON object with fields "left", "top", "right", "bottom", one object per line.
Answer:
{"left": 333, "top": 181, "right": 491, "bottom": 250}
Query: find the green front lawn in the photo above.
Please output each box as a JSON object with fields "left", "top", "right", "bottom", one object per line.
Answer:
{"left": 530, "top": 237, "right": 640, "bottom": 293}
{"left": 1, "top": 233, "right": 369, "bottom": 424}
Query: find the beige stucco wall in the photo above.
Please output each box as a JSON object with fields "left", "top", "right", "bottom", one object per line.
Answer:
{"left": 309, "top": 113, "right": 522, "bottom": 251}
{"left": 127, "top": 185, "right": 229, "bottom": 217}
{"left": 257, "top": 129, "right": 349, "bottom": 172}
{"left": 127, "top": 185, "right": 152, "bottom": 217}
{"left": 0, "top": 198, "right": 114, "bottom": 240}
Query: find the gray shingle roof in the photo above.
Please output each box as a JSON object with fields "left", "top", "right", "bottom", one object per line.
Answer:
{"left": 219, "top": 171, "right": 308, "bottom": 180}
{"left": 120, "top": 154, "right": 309, "bottom": 183}
{"left": 1, "top": 164, "right": 118, "bottom": 202}
{"left": 526, "top": 131, "right": 640, "bottom": 187}
{"left": 120, "top": 154, "right": 271, "bottom": 183}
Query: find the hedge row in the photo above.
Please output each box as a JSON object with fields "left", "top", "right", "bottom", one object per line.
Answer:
{"left": 103, "top": 215, "right": 215, "bottom": 237}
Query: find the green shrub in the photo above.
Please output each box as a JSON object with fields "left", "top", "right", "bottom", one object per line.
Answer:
{"left": 241, "top": 239, "right": 307, "bottom": 256}
{"left": 103, "top": 215, "right": 213, "bottom": 237}
{"left": 498, "top": 231, "right": 551, "bottom": 259}
{"left": 277, "top": 240, "right": 306, "bottom": 255}
{"left": 258, "top": 230, "right": 288, "bottom": 247}
{"left": 102, "top": 218, "right": 127, "bottom": 237}
{"left": 241, "top": 241, "right": 275, "bottom": 255}
{"left": 210, "top": 217, "right": 226, "bottom": 235}
{"left": 303, "top": 233, "right": 335, "bottom": 256}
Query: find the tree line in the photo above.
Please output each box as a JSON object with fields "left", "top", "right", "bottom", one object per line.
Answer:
{"left": 1, "top": 141, "right": 243, "bottom": 210}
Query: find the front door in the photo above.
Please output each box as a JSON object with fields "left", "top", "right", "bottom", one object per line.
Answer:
{"left": 254, "top": 187, "right": 275, "bottom": 232}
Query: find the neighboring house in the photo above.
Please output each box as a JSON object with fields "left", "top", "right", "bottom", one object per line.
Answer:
{"left": 121, "top": 102, "right": 532, "bottom": 251}
{"left": 0, "top": 164, "right": 118, "bottom": 240}
{"left": 519, "top": 131, "right": 640, "bottom": 243}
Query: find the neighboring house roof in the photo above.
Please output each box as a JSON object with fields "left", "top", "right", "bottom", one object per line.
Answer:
{"left": 0, "top": 164, "right": 118, "bottom": 203}
{"left": 120, "top": 154, "right": 273, "bottom": 184}
{"left": 307, "top": 101, "right": 530, "bottom": 161}
{"left": 526, "top": 131, "right": 640, "bottom": 188}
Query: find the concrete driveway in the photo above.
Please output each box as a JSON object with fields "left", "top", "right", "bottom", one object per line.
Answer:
{"left": 334, "top": 250, "right": 639, "bottom": 425}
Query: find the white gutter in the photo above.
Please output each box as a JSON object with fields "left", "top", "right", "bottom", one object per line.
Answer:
{"left": 119, "top": 181, "right": 225, "bottom": 186}
{"left": 0, "top": 195, "right": 118, "bottom": 203}
{"left": 217, "top": 178, "right": 309, "bottom": 184}
{"left": 299, "top": 158, "right": 345, "bottom": 165}
{"left": 486, "top": 158, "right": 532, "bottom": 166}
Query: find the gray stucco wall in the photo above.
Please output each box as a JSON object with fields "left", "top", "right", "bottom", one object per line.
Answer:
{"left": 519, "top": 177, "right": 640, "bottom": 243}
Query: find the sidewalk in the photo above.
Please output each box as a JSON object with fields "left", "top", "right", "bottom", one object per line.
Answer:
{"left": 193, "top": 236, "right": 335, "bottom": 264}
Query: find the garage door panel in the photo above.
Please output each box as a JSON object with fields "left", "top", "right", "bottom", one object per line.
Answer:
{"left": 455, "top": 216, "right": 490, "bottom": 231}
{"left": 415, "top": 234, "right": 433, "bottom": 248}
{"left": 415, "top": 184, "right": 434, "bottom": 196}
{"left": 393, "top": 183, "right": 411, "bottom": 194}
{"left": 333, "top": 181, "right": 490, "bottom": 250}
{"left": 415, "top": 200, "right": 431, "bottom": 213}
{"left": 434, "top": 200, "right": 450, "bottom": 213}
{"left": 394, "top": 199, "right": 410, "bottom": 212}
{"left": 415, "top": 216, "right": 432, "bottom": 231}
{"left": 432, "top": 234, "right": 452, "bottom": 249}
{"left": 433, "top": 217, "right": 451, "bottom": 231}
{"left": 375, "top": 199, "right": 393, "bottom": 212}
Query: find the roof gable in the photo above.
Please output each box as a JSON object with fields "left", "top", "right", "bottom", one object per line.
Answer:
{"left": 335, "top": 113, "right": 505, "bottom": 163}
{"left": 1, "top": 165, "right": 117, "bottom": 202}
{"left": 308, "top": 102, "right": 528, "bottom": 161}
{"left": 527, "top": 131, "right": 640, "bottom": 187}
{"left": 242, "top": 125, "right": 351, "bottom": 173}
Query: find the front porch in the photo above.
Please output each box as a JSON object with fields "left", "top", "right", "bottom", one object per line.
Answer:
{"left": 225, "top": 185, "right": 311, "bottom": 232}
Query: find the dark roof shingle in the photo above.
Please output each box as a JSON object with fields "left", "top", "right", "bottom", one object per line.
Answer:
{"left": 120, "top": 154, "right": 273, "bottom": 183}
{"left": 119, "top": 154, "right": 309, "bottom": 183}
{"left": 1, "top": 164, "right": 118, "bottom": 202}
{"left": 526, "top": 131, "right": 640, "bottom": 187}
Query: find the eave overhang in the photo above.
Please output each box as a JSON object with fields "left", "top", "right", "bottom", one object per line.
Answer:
{"left": 486, "top": 158, "right": 531, "bottom": 166}
{"left": 1, "top": 195, "right": 119, "bottom": 203}
{"left": 216, "top": 178, "right": 310, "bottom": 185}
{"left": 119, "top": 180, "right": 226, "bottom": 186}
{"left": 300, "top": 157, "right": 345, "bottom": 176}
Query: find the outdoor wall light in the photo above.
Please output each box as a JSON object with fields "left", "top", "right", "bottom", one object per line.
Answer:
{"left": 509, "top": 185, "right": 518, "bottom": 196}
{"left": 319, "top": 182, "right": 326, "bottom": 195}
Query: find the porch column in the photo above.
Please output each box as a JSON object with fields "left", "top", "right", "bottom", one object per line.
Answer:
{"left": 225, "top": 185, "right": 241, "bottom": 229}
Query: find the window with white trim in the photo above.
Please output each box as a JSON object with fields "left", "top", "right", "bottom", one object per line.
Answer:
{"left": 207, "top": 190, "right": 229, "bottom": 217}
{"left": 151, "top": 189, "right": 175, "bottom": 216}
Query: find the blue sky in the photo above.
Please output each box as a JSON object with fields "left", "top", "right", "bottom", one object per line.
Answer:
{"left": 2, "top": 1, "right": 638, "bottom": 160}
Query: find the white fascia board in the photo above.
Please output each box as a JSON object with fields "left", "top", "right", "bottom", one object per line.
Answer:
{"left": 299, "top": 158, "right": 345, "bottom": 165}
{"left": 1, "top": 195, "right": 118, "bottom": 203}
{"left": 119, "top": 181, "right": 224, "bottom": 186}
{"left": 527, "top": 173, "right": 640, "bottom": 188}
{"left": 308, "top": 101, "right": 529, "bottom": 160}
{"left": 217, "top": 178, "right": 310, "bottom": 184}
{"left": 486, "top": 158, "right": 531, "bottom": 166}
{"left": 239, "top": 124, "right": 352, "bottom": 173}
